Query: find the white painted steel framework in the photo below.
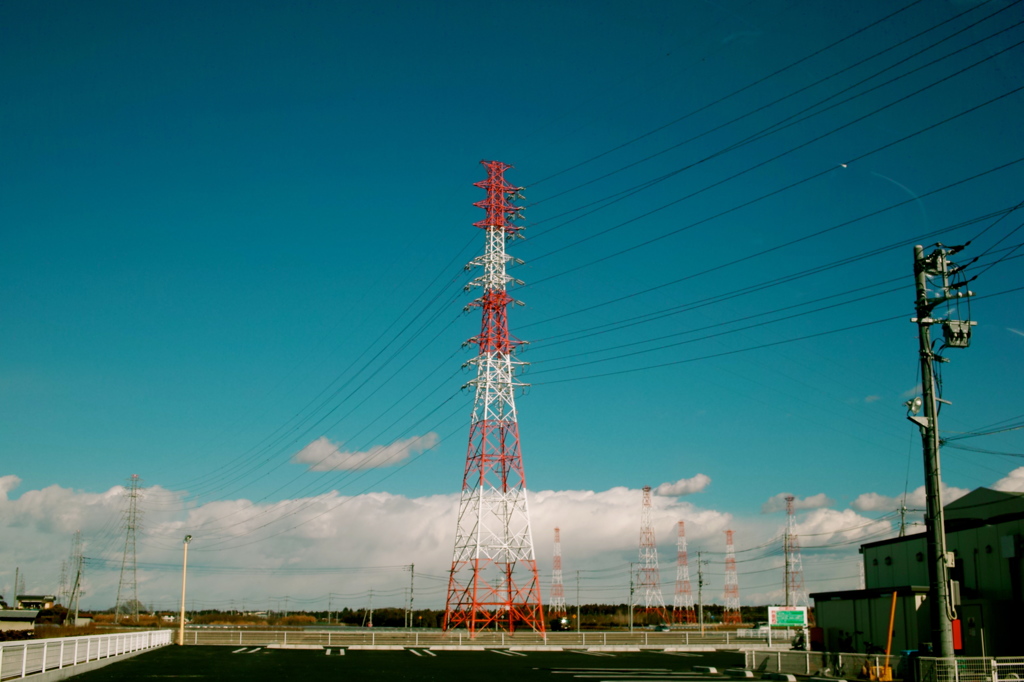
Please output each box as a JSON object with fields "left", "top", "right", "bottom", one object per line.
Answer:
{"left": 637, "top": 486, "right": 667, "bottom": 620}
{"left": 444, "top": 160, "right": 543, "bottom": 634}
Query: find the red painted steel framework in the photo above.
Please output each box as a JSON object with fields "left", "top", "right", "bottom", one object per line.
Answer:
{"left": 444, "top": 161, "right": 545, "bottom": 635}
{"left": 673, "top": 521, "right": 697, "bottom": 624}
{"left": 723, "top": 529, "right": 741, "bottom": 625}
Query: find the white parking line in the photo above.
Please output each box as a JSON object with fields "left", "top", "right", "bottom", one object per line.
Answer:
{"left": 409, "top": 649, "right": 423, "bottom": 657}
{"left": 231, "top": 647, "right": 247, "bottom": 654}
{"left": 489, "top": 649, "right": 526, "bottom": 657}
{"left": 564, "top": 651, "right": 617, "bottom": 657}
{"left": 246, "top": 648, "right": 262, "bottom": 654}
{"left": 423, "top": 649, "right": 437, "bottom": 657}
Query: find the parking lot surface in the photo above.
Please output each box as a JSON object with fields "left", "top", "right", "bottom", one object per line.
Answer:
{"left": 71, "top": 645, "right": 749, "bottom": 681}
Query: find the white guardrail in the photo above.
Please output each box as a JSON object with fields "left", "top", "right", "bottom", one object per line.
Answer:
{"left": 0, "top": 629, "right": 172, "bottom": 679}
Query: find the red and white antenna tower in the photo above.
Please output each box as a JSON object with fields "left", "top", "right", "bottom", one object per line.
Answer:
{"left": 444, "top": 160, "right": 545, "bottom": 636}
{"left": 637, "top": 486, "right": 668, "bottom": 624}
{"left": 784, "top": 495, "right": 808, "bottom": 608}
{"left": 673, "top": 521, "right": 696, "bottom": 624}
{"left": 723, "top": 529, "right": 741, "bottom": 625}
{"left": 549, "top": 528, "right": 567, "bottom": 618}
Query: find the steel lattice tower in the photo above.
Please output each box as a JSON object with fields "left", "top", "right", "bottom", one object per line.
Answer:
{"left": 549, "top": 528, "right": 567, "bottom": 618}
{"left": 722, "top": 529, "right": 741, "bottom": 625}
{"left": 673, "top": 521, "right": 696, "bottom": 624}
{"left": 444, "top": 160, "right": 545, "bottom": 636}
{"left": 637, "top": 486, "right": 668, "bottom": 624}
{"left": 784, "top": 495, "right": 807, "bottom": 608}
{"left": 114, "top": 474, "right": 143, "bottom": 623}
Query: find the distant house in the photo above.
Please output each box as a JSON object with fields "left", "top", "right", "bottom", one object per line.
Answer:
{"left": 16, "top": 595, "right": 56, "bottom": 610}
{"left": 0, "top": 609, "right": 40, "bottom": 632}
{"left": 812, "top": 487, "right": 1024, "bottom": 656}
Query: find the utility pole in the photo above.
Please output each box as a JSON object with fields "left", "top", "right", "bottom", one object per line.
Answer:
{"left": 576, "top": 570, "right": 581, "bottom": 633}
{"left": 784, "top": 532, "right": 790, "bottom": 608}
{"left": 407, "top": 564, "right": 415, "bottom": 628}
{"left": 178, "top": 535, "right": 191, "bottom": 646}
{"left": 628, "top": 562, "right": 635, "bottom": 632}
{"left": 696, "top": 552, "right": 705, "bottom": 636}
{"left": 910, "top": 243, "right": 976, "bottom": 657}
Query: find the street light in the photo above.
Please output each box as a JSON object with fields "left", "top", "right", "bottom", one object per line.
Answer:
{"left": 179, "top": 535, "right": 192, "bottom": 645}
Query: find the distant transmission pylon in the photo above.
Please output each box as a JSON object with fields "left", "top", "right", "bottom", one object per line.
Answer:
{"left": 673, "top": 521, "right": 696, "bottom": 624}
{"left": 784, "top": 495, "right": 807, "bottom": 609}
{"left": 722, "top": 529, "right": 741, "bottom": 625}
{"left": 444, "top": 160, "right": 545, "bottom": 636}
{"left": 637, "top": 486, "right": 668, "bottom": 624}
{"left": 549, "top": 528, "right": 567, "bottom": 618}
{"left": 114, "top": 474, "right": 143, "bottom": 623}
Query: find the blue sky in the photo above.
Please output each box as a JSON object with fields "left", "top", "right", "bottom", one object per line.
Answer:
{"left": 2, "top": 0, "right": 1023, "bottom": 610}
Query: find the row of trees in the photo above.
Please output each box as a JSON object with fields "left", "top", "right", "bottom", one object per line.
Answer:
{"left": 182, "top": 603, "right": 777, "bottom": 629}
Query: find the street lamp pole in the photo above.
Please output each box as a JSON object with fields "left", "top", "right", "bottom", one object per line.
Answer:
{"left": 178, "top": 535, "right": 192, "bottom": 646}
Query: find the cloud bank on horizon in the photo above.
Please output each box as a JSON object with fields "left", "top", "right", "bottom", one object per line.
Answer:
{"left": 3, "top": 468, "right": 1023, "bottom": 613}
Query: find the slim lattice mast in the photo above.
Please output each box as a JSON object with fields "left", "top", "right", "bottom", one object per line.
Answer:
{"left": 549, "top": 528, "right": 567, "bottom": 618}
{"left": 784, "top": 495, "right": 807, "bottom": 608}
{"left": 114, "top": 474, "right": 142, "bottom": 623}
{"left": 723, "top": 529, "right": 741, "bottom": 625}
{"left": 637, "top": 486, "right": 668, "bottom": 624}
{"left": 444, "top": 160, "right": 544, "bottom": 636}
{"left": 673, "top": 521, "right": 696, "bottom": 624}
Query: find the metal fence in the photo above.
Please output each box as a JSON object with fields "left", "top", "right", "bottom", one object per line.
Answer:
{"left": 182, "top": 628, "right": 768, "bottom": 648}
{"left": 745, "top": 648, "right": 904, "bottom": 678}
{"left": 919, "top": 657, "right": 1024, "bottom": 682}
{"left": 0, "top": 629, "right": 172, "bottom": 679}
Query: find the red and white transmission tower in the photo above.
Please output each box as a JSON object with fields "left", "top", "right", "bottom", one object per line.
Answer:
{"left": 444, "top": 160, "right": 544, "bottom": 636}
{"left": 673, "top": 521, "right": 696, "bottom": 624}
{"left": 722, "top": 529, "right": 741, "bottom": 625}
{"left": 784, "top": 495, "right": 808, "bottom": 609}
{"left": 549, "top": 528, "right": 567, "bottom": 618}
{"left": 637, "top": 486, "right": 668, "bottom": 624}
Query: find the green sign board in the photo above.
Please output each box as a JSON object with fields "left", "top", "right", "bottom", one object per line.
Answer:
{"left": 768, "top": 606, "right": 807, "bottom": 627}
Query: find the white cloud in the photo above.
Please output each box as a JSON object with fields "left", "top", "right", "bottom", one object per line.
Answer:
{"left": 851, "top": 483, "right": 969, "bottom": 512}
{"left": 864, "top": 395, "right": 882, "bottom": 403}
{"left": 761, "top": 492, "right": 834, "bottom": 514}
{"left": 992, "top": 467, "right": 1024, "bottom": 492}
{"left": 4, "top": 469, "right": 1006, "bottom": 615}
{"left": 1008, "top": 328, "right": 1024, "bottom": 338}
{"left": 654, "top": 474, "right": 711, "bottom": 497}
{"left": 292, "top": 433, "right": 439, "bottom": 471}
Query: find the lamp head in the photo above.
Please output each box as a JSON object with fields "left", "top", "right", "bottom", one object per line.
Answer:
{"left": 904, "top": 397, "right": 923, "bottom": 415}
{"left": 184, "top": 534, "right": 192, "bottom": 544}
